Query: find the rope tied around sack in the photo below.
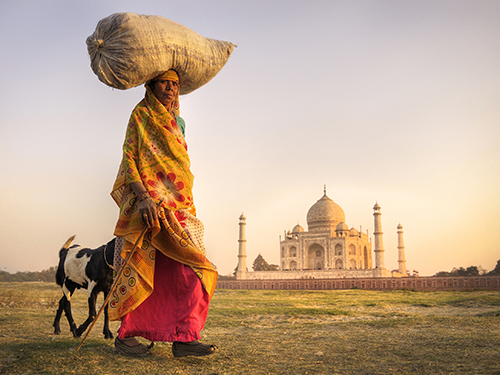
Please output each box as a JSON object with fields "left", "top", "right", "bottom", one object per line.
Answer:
{"left": 88, "top": 37, "right": 105, "bottom": 51}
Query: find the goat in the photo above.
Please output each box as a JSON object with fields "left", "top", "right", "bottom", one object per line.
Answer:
{"left": 53, "top": 235, "right": 115, "bottom": 339}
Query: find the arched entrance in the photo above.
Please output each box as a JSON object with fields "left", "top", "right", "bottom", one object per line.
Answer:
{"left": 307, "top": 244, "right": 324, "bottom": 269}
{"left": 335, "top": 259, "right": 343, "bottom": 269}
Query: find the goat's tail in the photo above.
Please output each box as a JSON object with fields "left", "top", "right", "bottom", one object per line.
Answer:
{"left": 62, "top": 235, "right": 76, "bottom": 250}
{"left": 55, "top": 235, "right": 76, "bottom": 286}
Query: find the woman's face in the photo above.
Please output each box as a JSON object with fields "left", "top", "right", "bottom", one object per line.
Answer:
{"left": 152, "top": 79, "right": 179, "bottom": 109}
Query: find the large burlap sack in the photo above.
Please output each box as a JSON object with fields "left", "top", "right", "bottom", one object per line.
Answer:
{"left": 86, "top": 12, "right": 235, "bottom": 94}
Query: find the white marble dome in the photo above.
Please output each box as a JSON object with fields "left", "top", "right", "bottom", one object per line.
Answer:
{"left": 306, "top": 192, "right": 346, "bottom": 232}
{"left": 336, "top": 222, "right": 349, "bottom": 231}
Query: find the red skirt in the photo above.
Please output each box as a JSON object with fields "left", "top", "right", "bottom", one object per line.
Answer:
{"left": 117, "top": 251, "right": 210, "bottom": 342}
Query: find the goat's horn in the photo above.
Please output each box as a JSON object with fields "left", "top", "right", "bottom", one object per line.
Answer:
{"left": 62, "top": 235, "right": 76, "bottom": 249}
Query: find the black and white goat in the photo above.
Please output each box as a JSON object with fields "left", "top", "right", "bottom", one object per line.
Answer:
{"left": 53, "top": 236, "right": 115, "bottom": 339}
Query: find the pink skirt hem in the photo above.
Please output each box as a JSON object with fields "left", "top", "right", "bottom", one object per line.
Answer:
{"left": 117, "top": 251, "right": 210, "bottom": 343}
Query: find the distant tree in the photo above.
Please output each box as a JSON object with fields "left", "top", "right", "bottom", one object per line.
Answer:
{"left": 0, "top": 270, "right": 11, "bottom": 282}
{"left": 450, "top": 267, "right": 467, "bottom": 276}
{"left": 267, "top": 264, "right": 279, "bottom": 271}
{"left": 433, "top": 271, "right": 450, "bottom": 277}
{"left": 465, "top": 266, "right": 479, "bottom": 276}
{"left": 487, "top": 260, "right": 500, "bottom": 275}
{"left": 253, "top": 254, "right": 269, "bottom": 271}
{"left": 252, "top": 254, "right": 279, "bottom": 271}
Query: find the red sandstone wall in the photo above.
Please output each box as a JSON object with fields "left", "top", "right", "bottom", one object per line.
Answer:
{"left": 217, "top": 276, "right": 500, "bottom": 291}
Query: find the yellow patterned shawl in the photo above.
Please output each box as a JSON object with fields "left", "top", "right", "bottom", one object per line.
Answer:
{"left": 109, "top": 86, "right": 217, "bottom": 321}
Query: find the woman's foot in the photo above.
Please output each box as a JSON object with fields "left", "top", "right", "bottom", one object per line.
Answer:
{"left": 115, "top": 337, "right": 154, "bottom": 357}
{"left": 172, "top": 340, "right": 218, "bottom": 357}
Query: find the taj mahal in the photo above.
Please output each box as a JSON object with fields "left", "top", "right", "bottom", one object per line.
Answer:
{"left": 234, "top": 188, "right": 410, "bottom": 280}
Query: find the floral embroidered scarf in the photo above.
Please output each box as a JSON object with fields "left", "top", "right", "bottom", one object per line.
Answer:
{"left": 109, "top": 86, "right": 217, "bottom": 320}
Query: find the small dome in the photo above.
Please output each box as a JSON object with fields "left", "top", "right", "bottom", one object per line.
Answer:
{"left": 239, "top": 213, "right": 246, "bottom": 220}
{"left": 292, "top": 224, "right": 304, "bottom": 233}
{"left": 336, "top": 222, "right": 349, "bottom": 231}
{"left": 349, "top": 227, "right": 359, "bottom": 236}
{"left": 373, "top": 202, "right": 381, "bottom": 210}
{"left": 307, "top": 192, "right": 346, "bottom": 232}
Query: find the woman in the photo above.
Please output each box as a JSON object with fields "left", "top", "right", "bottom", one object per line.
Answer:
{"left": 109, "top": 70, "right": 218, "bottom": 357}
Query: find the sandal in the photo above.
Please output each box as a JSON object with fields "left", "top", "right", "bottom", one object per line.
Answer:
{"left": 172, "top": 340, "right": 218, "bottom": 357}
{"left": 115, "top": 337, "right": 154, "bottom": 357}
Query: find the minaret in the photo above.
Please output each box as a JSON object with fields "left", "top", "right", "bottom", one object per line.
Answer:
{"left": 373, "top": 203, "right": 386, "bottom": 269}
{"left": 397, "top": 223, "right": 407, "bottom": 275}
{"left": 236, "top": 213, "right": 247, "bottom": 279}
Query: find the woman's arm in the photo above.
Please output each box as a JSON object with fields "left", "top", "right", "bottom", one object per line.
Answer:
{"left": 121, "top": 112, "right": 159, "bottom": 228}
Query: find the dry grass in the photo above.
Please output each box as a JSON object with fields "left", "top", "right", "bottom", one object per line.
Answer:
{"left": 0, "top": 282, "right": 499, "bottom": 374}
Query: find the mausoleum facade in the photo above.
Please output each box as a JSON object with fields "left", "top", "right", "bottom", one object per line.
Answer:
{"left": 235, "top": 189, "right": 409, "bottom": 280}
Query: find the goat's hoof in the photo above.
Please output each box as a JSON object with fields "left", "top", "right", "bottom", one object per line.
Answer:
{"left": 75, "top": 328, "right": 85, "bottom": 337}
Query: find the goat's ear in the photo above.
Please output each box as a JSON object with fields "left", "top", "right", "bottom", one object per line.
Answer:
{"left": 62, "top": 235, "right": 76, "bottom": 249}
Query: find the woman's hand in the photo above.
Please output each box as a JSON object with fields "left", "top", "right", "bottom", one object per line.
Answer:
{"left": 129, "top": 182, "right": 159, "bottom": 228}
{"left": 138, "top": 195, "right": 158, "bottom": 228}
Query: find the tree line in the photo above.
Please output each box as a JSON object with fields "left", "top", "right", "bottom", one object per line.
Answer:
{"left": 433, "top": 259, "right": 500, "bottom": 277}
{"left": 0, "top": 266, "right": 56, "bottom": 282}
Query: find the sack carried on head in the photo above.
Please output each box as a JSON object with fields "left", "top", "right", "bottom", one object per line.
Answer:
{"left": 86, "top": 12, "right": 235, "bottom": 94}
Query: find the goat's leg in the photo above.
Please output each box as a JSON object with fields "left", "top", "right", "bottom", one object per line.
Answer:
{"left": 102, "top": 297, "right": 113, "bottom": 339}
{"left": 62, "top": 296, "right": 79, "bottom": 338}
{"left": 59, "top": 285, "right": 79, "bottom": 338}
{"left": 75, "top": 291, "right": 97, "bottom": 337}
{"left": 52, "top": 296, "right": 66, "bottom": 335}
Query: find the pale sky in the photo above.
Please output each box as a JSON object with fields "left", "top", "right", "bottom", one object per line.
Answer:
{"left": 1, "top": 0, "right": 499, "bottom": 277}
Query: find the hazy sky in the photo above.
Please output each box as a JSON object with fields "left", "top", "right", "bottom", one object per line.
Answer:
{"left": 1, "top": 0, "right": 499, "bottom": 277}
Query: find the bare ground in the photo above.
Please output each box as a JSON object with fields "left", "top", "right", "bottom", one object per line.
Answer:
{"left": 0, "top": 283, "right": 499, "bottom": 374}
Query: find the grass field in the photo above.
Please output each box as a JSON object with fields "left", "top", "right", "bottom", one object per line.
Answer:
{"left": 0, "top": 282, "right": 499, "bottom": 374}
